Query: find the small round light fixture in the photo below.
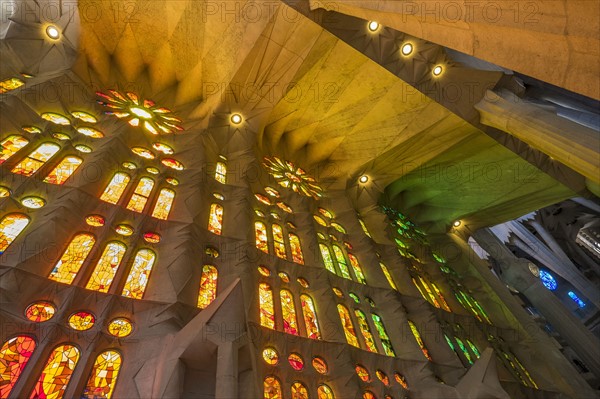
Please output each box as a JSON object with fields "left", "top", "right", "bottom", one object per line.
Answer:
{"left": 528, "top": 262, "right": 540, "bottom": 277}
{"left": 359, "top": 175, "right": 369, "bottom": 184}
{"left": 452, "top": 220, "right": 461, "bottom": 227}
{"left": 401, "top": 43, "right": 413, "bottom": 56}
{"left": 432, "top": 65, "right": 444, "bottom": 76}
{"left": 367, "top": 21, "right": 380, "bottom": 32}
{"left": 45, "top": 25, "right": 60, "bottom": 40}
{"left": 230, "top": 113, "right": 243, "bottom": 125}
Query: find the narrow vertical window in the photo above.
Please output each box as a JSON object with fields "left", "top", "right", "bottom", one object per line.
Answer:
{"left": 85, "top": 242, "right": 127, "bottom": 293}
{"left": 408, "top": 320, "right": 432, "bottom": 361}
{"left": 379, "top": 262, "right": 398, "bottom": 290}
{"left": 49, "top": 233, "right": 96, "bottom": 284}
{"left": 288, "top": 233, "right": 304, "bottom": 264}
{"left": 348, "top": 253, "right": 366, "bottom": 284}
{"left": 372, "top": 313, "right": 395, "bottom": 356}
{"left": 151, "top": 188, "right": 175, "bottom": 220}
{"left": 197, "top": 265, "right": 218, "bottom": 309}
{"left": 215, "top": 161, "right": 226, "bottom": 184}
{"left": 43, "top": 156, "right": 83, "bottom": 185}
{"left": 100, "top": 173, "right": 131, "bottom": 204}
{"left": 272, "top": 224, "right": 286, "bottom": 259}
{"left": 255, "top": 221, "right": 268, "bottom": 253}
{"left": 431, "top": 283, "right": 451, "bottom": 312}
{"left": 300, "top": 294, "right": 321, "bottom": 339}
{"left": 455, "top": 337, "right": 473, "bottom": 364}
{"left": 0, "top": 336, "right": 36, "bottom": 398}
{"left": 11, "top": 143, "right": 60, "bottom": 176}
{"left": 0, "top": 213, "right": 30, "bottom": 254}
{"left": 280, "top": 289, "right": 299, "bottom": 335}
{"left": 126, "top": 177, "right": 155, "bottom": 213}
{"left": 291, "top": 382, "right": 308, "bottom": 398}
{"left": 319, "top": 244, "right": 336, "bottom": 274}
{"left": 354, "top": 310, "right": 378, "bottom": 352}
{"left": 259, "top": 283, "right": 275, "bottom": 329}
{"left": 466, "top": 339, "right": 481, "bottom": 359}
{"left": 332, "top": 245, "right": 352, "bottom": 280}
{"left": 358, "top": 216, "right": 371, "bottom": 238}
{"left": 29, "top": 344, "right": 80, "bottom": 399}
{"left": 82, "top": 350, "right": 122, "bottom": 399}
{"left": 208, "top": 203, "right": 223, "bottom": 235}
{"left": 337, "top": 304, "right": 359, "bottom": 348}
{"left": 0, "top": 135, "right": 29, "bottom": 163}
{"left": 264, "top": 376, "right": 282, "bottom": 399}
{"left": 121, "top": 249, "right": 156, "bottom": 299}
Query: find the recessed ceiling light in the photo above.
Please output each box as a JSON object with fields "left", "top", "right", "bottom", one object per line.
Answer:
{"left": 401, "top": 43, "right": 413, "bottom": 56}
{"left": 45, "top": 25, "right": 60, "bottom": 40}
{"left": 453, "top": 220, "right": 461, "bottom": 227}
{"left": 367, "top": 21, "right": 380, "bottom": 32}
{"left": 359, "top": 175, "right": 369, "bottom": 183}
{"left": 230, "top": 113, "right": 243, "bottom": 125}
{"left": 432, "top": 65, "right": 443, "bottom": 76}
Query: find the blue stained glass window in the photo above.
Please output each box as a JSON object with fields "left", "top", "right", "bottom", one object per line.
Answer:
{"left": 539, "top": 270, "right": 557, "bottom": 290}
{"left": 567, "top": 291, "right": 586, "bottom": 308}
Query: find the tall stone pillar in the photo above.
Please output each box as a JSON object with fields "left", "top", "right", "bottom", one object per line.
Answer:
{"left": 215, "top": 340, "right": 238, "bottom": 399}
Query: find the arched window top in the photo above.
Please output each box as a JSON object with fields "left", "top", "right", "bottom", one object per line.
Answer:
{"left": 100, "top": 172, "right": 131, "bottom": 204}
{"left": 255, "top": 221, "right": 268, "bottom": 254}
{"left": 82, "top": 350, "right": 122, "bottom": 399}
{"left": 0, "top": 335, "right": 36, "bottom": 398}
{"left": 317, "top": 384, "right": 335, "bottom": 399}
{"left": 208, "top": 203, "right": 223, "bottom": 235}
{"left": 198, "top": 265, "right": 218, "bottom": 309}
{"left": 337, "top": 304, "right": 359, "bottom": 348}
{"left": 0, "top": 213, "right": 30, "bottom": 255}
{"left": 291, "top": 381, "right": 308, "bottom": 399}
{"left": 1, "top": 135, "right": 29, "bottom": 164}
{"left": 30, "top": 344, "right": 80, "bottom": 399}
{"left": 300, "top": 294, "right": 321, "bottom": 340}
{"left": 43, "top": 155, "right": 83, "bottom": 185}
{"left": 264, "top": 376, "right": 281, "bottom": 399}
{"left": 280, "top": 289, "right": 299, "bottom": 335}
{"left": 121, "top": 249, "right": 156, "bottom": 299}
{"left": 85, "top": 241, "right": 127, "bottom": 293}
{"left": 289, "top": 233, "right": 304, "bottom": 265}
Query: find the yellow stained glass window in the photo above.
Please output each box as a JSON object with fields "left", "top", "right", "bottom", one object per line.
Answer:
{"left": 354, "top": 309, "right": 378, "bottom": 352}
{"left": 313, "top": 214, "right": 328, "bottom": 226}
{"left": 379, "top": 262, "right": 398, "bottom": 290}
{"left": 355, "top": 364, "right": 370, "bottom": 381}
{"left": 85, "top": 215, "right": 105, "bottom": 227}
{"left": 152, "top": 142, "right": 174, "bottom": 154}
{"left": 276, "top": 202, "right": 293, "bottom": 213}
{"left": 317, "top": 384, "right": 335, "bottom": 399}
{"left": 56, "top": 142, "right": 88, "bottom": 165}
{"left": 0, "top": 135, "right": 29, "bottom": 164}
{"left": 289, "top": 233, "right": 304, "bottom": 264}
{"left": 337, "top": 304, "right": 359, "bottom": 348}
{"left": 272, "top": 224, "right": 286, "bottom": 259}
{"left": 431, "top": 283, "right": 451, "bottom": 312}
{"left": 161, "top": 158, "right": 184, "bottom": 170}
{"left": 126, "top": 177, "right": 154, "bottom": 213}
{"left": 376, "top": 370, "right": 390, "bottom": 386}
{"left": 291, "top": 382, "right": 308, "bottom": 399}
{"left": 121, "top": 249, "right": 156, "bottom": 299}
{"left": 394, "top": 372, "right": 409, "bottom": 389}
{"left": 107, "top": 318, "right": 133, "bottom": 338}
{"left": 29, "top": 344, "right": 80, "bottom": 399}
{"left": 100, "top": 173, "right": 130, "bottom": 204}
{"left": 40, "top": 112, "right": 70, "bottom": 125}
{"left": 25, "top": 301, "right": 56, "bottom": 322}
{"left": 49, "top": 233, "right": 96, "bottom": 284}
{"left": 408, "top": 320, "right": 432, "bottom": 361}
{"left": 255, "top": 221, "right": 268, "bottom": 253}
{"left": 372, "top": 314, "right": 395, "bottom": 356}
{"left": 76, "top": 126, "right": 104, "bottom": 138}
{"left": 215, "top": 161, "right": 226, "bottom": 184}
{"left": 300, "top": 294, "right": 321, "bottom": 339}
{"left": 71, "top": 111, "right": 97, "bottom": 123}
{"left": 415, "top": 277, "right": 440, "bottom": 309}
{"left": 348, "top": 253, "right": 366, "bottom": 284}
{"left": 0, "top": 186, "right": 9, "bottom": 198}
{"left": 319, "top": 244, "right": 336, "bottom": 274}
{"left": 264, "top": 376, "right": 281, "bottom": 399}
{"left": 151, "top": 188, "right": 175, "bottom": 220}
{"left": 21, "top": 196, "right": 45, "bottom": 209}
{"left": 0, "top": 77, "right": 25, "bottom": 93}
{"left": 358, "top": 217, "right": 372, "bottom": 238}
{"left": 11, "top": 142, "right": 60, "bottom": 176}
{"left": 0, "top": 213, "right": 30, "bottom": 255}
{"left": 258, "top": 265, "right": 271, "bottom": 276}
{"left": 82, "top": 350, "right": 122, "bottom": 399}
{"left": 131, "top": 147, "right": 154, "bottom": 159}
{"left": 68, "top": 311, "right": 95, "bottom": 331}
{"left": 0, "top": 335, "right": 36, "bottom": 398}
{"left": 259, "top": 283, "right": 275, "bottom": 329}
{"left": 262, "top": 347, "right": 279, "bottom": 365}
{"left": 332, "top": 245, "right": 352, "bottom": 280}
{"left": 85, "top": 242, "right": 127, "bottom": 293}
{"left": 280, "top": 289, "right": 298, "bottom": 335}
{"left": 208, "top": 203, "right": 223, "bottom": 235}
{"left": 331, "top": 222, "right": 346, "bottom": 234}
{"left": 198, "top": 265, "right": 218, "bottom": 309}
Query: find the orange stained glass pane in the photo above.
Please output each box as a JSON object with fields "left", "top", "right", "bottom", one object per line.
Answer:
{"left": 300, "top": 294, "right": 321, "bottom": 339}
{"left": 0, "top": 135, "right": 29, "bottom": 163}
{"left": 408, "top": 320, "right": 432, "bottom": 361}
{"left": 262, "top": 348, "right": 279, "bottom": 365}
{"left": 25, "top": 302, "right": 56, "bottom": 322}
{"left": 85, "top": 242, "right": 127, "bottom": 293}
{"left": 312, "top": 357, "right": 328, "bottom": 374}
{"left": 100, "top": 173, "right": 130, "bottom": 204}
{"left": 107, "top": 318, "right": 133, "bottom": 338}
{"left": 354, "top": 309, "right": 378, "bottom": 353}
{"left": 151, "top": 188, "right": 175, "bottom": 220}
{"left": 394, "top": 372, "right": 409, "bottom": 389}
{"left": 197, "top": 265, "right": 218, "bottom": 309}
{"left": 289, "top": 233, "right": 304, "bottom": 264}
{"left": 363, "top": 391, "right": 376, "bottom": 399}
{"left": 49, "top": 233, "right": 96, "bottom": 284}
{"left": 161, "top": 158, "right": 184, "bottom": 170}
{"left": 259, "top": 283, "right": 275, "bottom": 329}
{"left": 317, "top": 384, "right": 334, "bottom": 399}
{"left": 0, "top": 336, "right": 36, "bottom": 398}
{"left": 255, "top": 221, "right": 268, "bottom": 253}
{"left": 264, "top": 376, "right": 281, "bottom": 399}
{"left": 376, "top": 370, "right": 390, "bottom": 386}
{"left": 126, "top": 177, "right": 154, "bottom": 213}
{"left": 121, "top": 249, "right": 156, "bottom": 299}
{"left": 0, "top": 213, "right": 30, "bottom": 255}
{"left": 291, "top": 382, "right": 308, "bottom": 399}
{"left": 255, "top": 193, "right": 271, "bottom": 205}
{"left": 215, "top": 162, "right": 226, "bottom": 183}
{"left": 68, "top": 311, "right": 95, "bottom": 331}
{"left": 29, "top": 344, "right": 80, "bottom": 399}
{"left": 280, "top": 289, "right": 299, "bottom": 335}
{"left": 355, "top": 364, "right": 370, "bottom": 382}
{"left": 337, "top": 304, "right": 359, "bottom": 348}
{"left": 11, "top": 142, "right": 60, "bottom": 176}
{"left": 431, "top": 283, "right": 451, "bottom": 312}
{"left": 348, "top": 253, "right": 367, "bottom": 284}
{"left": 0, "top": 77, "right": 25, "bottom": 93}
{"left": 332, "top": 245, "right": 352, "bottom": 280}
{"left": 82, "top": 350, "right": 122, "bottom": 399}
{"left": 208, "top": 203, "right": 223, "bottom": 235}
{"left": 417, "top": 276, "right": 441, "bottom": 309}
{"left": 272, "top": 224, "right": 286, "bottom": 259}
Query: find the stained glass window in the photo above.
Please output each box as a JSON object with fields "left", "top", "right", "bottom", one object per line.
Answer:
{"left": 288, "top": 353, "right": 304, "bottom": 370}
{"left": 11, "top": 142, "right": 60, "bottom": 176}
{"left": 455, "top": 337, "right": 473, "bottom": 364}
{"left": 280, "top": 289, "right": 299, "bottom": 335}
{"left": 355, "top": 364, "right": 370, "bottom": 381}
{"left": 358, "top": 217, "right": 372, "bottom": 238}
{"left": 363, "top": 391, "right": 376, "bottom": 399}
{"left": 332, "top": 245, "right": 352, "bottom": 280}
{"left": 85, "top": 242, "right": 127, "bottom": 292}
{"left": 68, "top": 311, "right": 95, "bottom": 331}
{"left": 408, "top": 320, "right": 432, "bottom": 361}
{"left": 259, "top": 283, "right": 275, "bottom": 329}
{"left": 300, "top": 294, "right": 321, "bottom": 339}
{"left": 21, "top": 196, "right": 45, "bottom": 209}
{"left": 312, "top": 357, "right": 328, "bottom": 374}
{"left": 539, "top": 270, "right": 557, "bottom": 290}
{"left": 25, "top": 302, "right": 56, "bottom": 322}
{"left": 354, "top": 310, "right": 378, "bottom": 352}
{"left": 568, "top": 291, "right": 586, "bottom": 308}
{"left": 263, "top": 156, "right": 323, "bottom": 199}
{"left": 151, "top": 188, "right": 175, "bottom": 220}
{"left": 49, "top": 233, "right": 96, "bottom": 284}
{"left": 0, "top": 135, "right": 29, "bottom": 164}
{"left": 0, "top": 213, "right": 30, "bottom": 255}
{"left": 394, "top": 373, "right": 409, "bottom": 389}
{"left": 71, "top": 111, "right": 97, "bottom": 123}
{"left": 431, "top": 283, "right": 451, "bottom": 312}
{"left": 82, "top": 350, "right": 122, "bottom": 399}
{"left": 198, "top": 265, "right": 218, "bottom": 309}
{"left": 414, "top": 277, "right": 440, "bottom": 308}
{"left": 264, "top": 376, "right": 282, "bottom": 399}
{"left": 161, "top": 158, "right": 184, "bottom": 170}
{"left": 215, "top": 161, "right": 226, "bottom": 184}
{"left": 255, "top": 221, "right": 269, "bottom": 253}
{"left": 85, "top": 215, "right": 105, "bottom": 227}
{"left": 30, "top": 344, "right": 80, "bottom": 399}
{"left": 258, "top": 266, "right": 271, "bottom": 276}
{"left": 289, "top": 233, "right": 304, "bottom": 264}
{"left": 376, "top": 370, "right": 390, "bottom": 386}
{"left": 121, "top": 249, "right": 156, "bottom": 299}
{"left": 0, "top": 77, "right": 25, "bottom": 93}
{"left": 379, "top": 262, "right": 398, "bottom": 290}
{"left": 370, "top": 314, "right": 395, "bottom": 356}
{"left": 337, "top": 304, "right": 359, "bottom": 347}
{"left": 0, "top": 335, "right": 36, "bottom": 398}
{"left": 100, "top": 173, "right": 131, "bottom": 204}
{"left": 348, "top": 254, "right": 366, "bottom": 284}
{"left": 272, "top": 224, "right": 287, "bottom": 259}
{"left": 331, "top": 222, "right": 346, "bottom": 234}
{"left": 208, "top": 203, "right": 223, "bottom": 235}
{"left": 291, "top": 382, "right": 308, "bottom": 399}
{"left": 466, "top": 339, "right": 481, "bottom": 359}
{"left": 41, "top": 112, "right": 70, "bottom": 125}
{"left": 107, "top": 318, "right": 134, "bottom": 338}
{"left": 126, "top": 177, "right": 155, "bottom": 213}
{"left": 317, "top": 384, "right": 334, "bottom": 399}
{"left": 262, "top": 348, "right": 279, "bottom": 365}
{"left": 319, "top": 244, "right": 336, "bottom": 274}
